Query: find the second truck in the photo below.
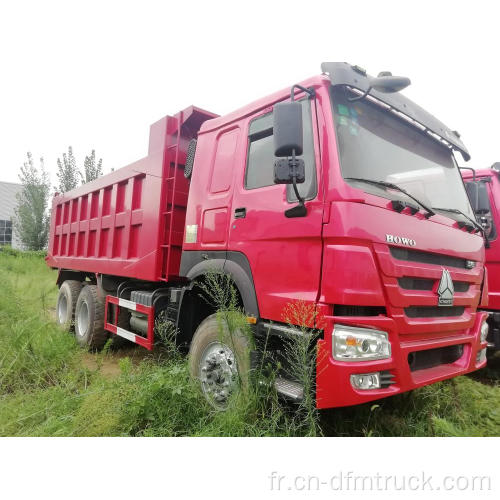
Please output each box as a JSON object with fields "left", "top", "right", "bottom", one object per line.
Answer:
{"left": 462, "top": 164, "right": 500, "bottom": 355}
{"left": 46, "top": 62, "right": 488, "bottom": 409}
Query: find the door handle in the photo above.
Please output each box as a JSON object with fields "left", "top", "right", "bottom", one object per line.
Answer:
{"left": 234, "top": 207, "right": 246, "bottom": 219}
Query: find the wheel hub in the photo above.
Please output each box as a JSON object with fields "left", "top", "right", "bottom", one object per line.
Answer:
{"left": 76, "top": 302, "right": 89, "bottom": 337}
{"left": 57, "top": 295, "right": 68, "bottom": 324}
{"left": 200, "top": 342, "right": 238, "bottom": 408}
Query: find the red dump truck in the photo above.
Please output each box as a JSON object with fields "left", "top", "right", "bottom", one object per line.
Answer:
{"left": 47, "top": 62, "right": 489, "bottom": 409}
{"left": 462, "top": 164, "right": 500, "bottom": 354}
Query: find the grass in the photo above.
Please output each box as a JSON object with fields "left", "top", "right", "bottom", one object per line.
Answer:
{"left": 0, "top": 247, "right": 499, "bottom": 436}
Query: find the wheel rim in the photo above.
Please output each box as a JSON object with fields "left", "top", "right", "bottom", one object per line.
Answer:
{"left": 76, "top": 301, "right": 89, "bottom": 338}
{"left": 200, "top": 341, "right": 238, "bottom": 408}
{"left": 57, "top": 295, "right": 68, "bottom": 324}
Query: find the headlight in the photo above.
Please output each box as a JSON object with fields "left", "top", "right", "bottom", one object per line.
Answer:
{"left": 480, "top": 321, "right": 489, "bottom": 343}
{"left": 476, "top": 348, "right": 487, "bottom": 364}
{"left": 332, "top": 325, "right": 391, "bottom": 361}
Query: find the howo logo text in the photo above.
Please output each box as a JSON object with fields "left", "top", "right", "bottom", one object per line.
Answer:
{"left": 385, "top": 234, "right": 417, "bottom": 246}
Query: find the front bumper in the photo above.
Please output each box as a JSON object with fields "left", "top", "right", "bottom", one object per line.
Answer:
{"left": 315, "top": 308, "right": 489, "bottom": 409}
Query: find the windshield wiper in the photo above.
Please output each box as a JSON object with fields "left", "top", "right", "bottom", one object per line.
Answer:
{"left": 344, "top": 177, "right": 435, "bottom": 218}
{"left": 432, "top": 207, "right": 487, "bottom": 239}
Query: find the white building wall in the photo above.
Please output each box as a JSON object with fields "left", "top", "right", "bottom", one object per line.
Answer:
{"left": 0, "top": 181, "right": 23, "bottom": 249}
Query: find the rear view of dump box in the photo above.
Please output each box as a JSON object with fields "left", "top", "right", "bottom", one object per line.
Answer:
{"left": 46, "top": 106, "right": 217, "bottom": 282}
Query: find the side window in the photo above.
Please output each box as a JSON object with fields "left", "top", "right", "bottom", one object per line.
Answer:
{"left": 245, "top": 99, "right": 317, "bottom": 201}
{"left": 0, "top": 220, "right": 13, "bottom": 245}
{"left": 210, "top": 128, "right": 239, "bottom": 193}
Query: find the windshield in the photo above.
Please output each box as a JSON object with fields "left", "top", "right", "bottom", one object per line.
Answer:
{"left": 331, "top": 86, "right": 474, "bottom": 218}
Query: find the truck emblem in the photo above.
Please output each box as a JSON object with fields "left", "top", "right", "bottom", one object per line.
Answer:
{"left": 385, "top": 234, "right": 416, "bottom": 246}
{"left": 437, "top": 269, "right": 454, "bottom": 306}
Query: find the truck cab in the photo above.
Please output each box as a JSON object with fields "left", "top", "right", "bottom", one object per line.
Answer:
{"left": 179, "top": 63, "right": 488, "bottom": 407}
{"left": 462, "top": 165, "right": 500, "bottom": 352}
{"left": 47, "top": 62, "right": 489, "bottom": 409}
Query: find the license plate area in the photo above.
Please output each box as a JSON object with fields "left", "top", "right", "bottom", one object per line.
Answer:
{"left": 408, "top": 344, "right": 464, "bottom": 372}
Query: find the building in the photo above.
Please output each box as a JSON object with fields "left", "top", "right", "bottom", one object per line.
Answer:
{"left": 0, "top": 181, "right": 23, "bottom": 248}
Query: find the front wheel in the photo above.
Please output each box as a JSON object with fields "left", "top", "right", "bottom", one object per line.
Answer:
{"left": 188, "top": 313, "right": 251, "bottom": 409}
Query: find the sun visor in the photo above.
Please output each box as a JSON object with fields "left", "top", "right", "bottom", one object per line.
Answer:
{"left": 321, "top": 62, "right": 470, "bottom": 161}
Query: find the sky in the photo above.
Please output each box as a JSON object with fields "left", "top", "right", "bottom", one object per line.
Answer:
{"left": 1, "top": 0, "right": 499, "bottom": 186}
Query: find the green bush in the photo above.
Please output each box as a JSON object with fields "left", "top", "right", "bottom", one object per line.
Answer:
{"left": 0, "top": 246, "right": 47, "bottom": 258}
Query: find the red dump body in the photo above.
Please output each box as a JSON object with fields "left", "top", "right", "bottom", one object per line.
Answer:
{"left": 46, "top": 106, "right": 217, "bottom": 282}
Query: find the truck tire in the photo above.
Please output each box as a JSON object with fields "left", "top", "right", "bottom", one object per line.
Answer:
{"left": 74, "top": 285, "right": 108, "bottom": 350}
{"left": 189, "top": 313, "right": 251, "bottom": 409}
{"left": 56, "top": 280, "right": 82, "bottom": 332}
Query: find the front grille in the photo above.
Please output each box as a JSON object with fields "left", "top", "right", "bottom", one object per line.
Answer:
{"left": 398, "top": 277, "right": 470, "bottom": 292}
{"left": 454, "top": 282, "right": 470, "bottom": 292}
{"left": 398, "top": 277, "right": 434, "bottom": 290}
{"left": 390, "top": 247, "right": 468, "bottom": 269}
{"left": 405, "top": 306, "right": 465, "bottom": 318}
{"left": 408, "top": 344, "right": 464, "bottom": 371}
{"left": 334, "top": 305, "right": 387, "bottom": 317}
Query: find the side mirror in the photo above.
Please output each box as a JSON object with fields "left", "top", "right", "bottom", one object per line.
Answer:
{"left": 476, "top": 182, "right": 491, "bottom": 214}
{"left": 273, "top": 101, "right": 303, "bottom": 157}
{"left": 272, "top": 85, "right": 314, "bottom": 219}
{"left": 273, "top": 100, "right": 305, "bottom": 186}
{"left": 465, "top": 182, "right": 479, "bottom": 212}
{"left": 466, "top": 181, "right": 491, "bottom": 214}
{"left": 348, "top": 71, "right": 410, "bottom": 102}
{"left": 368, "top": 74, "right": 411, "bottom": 94}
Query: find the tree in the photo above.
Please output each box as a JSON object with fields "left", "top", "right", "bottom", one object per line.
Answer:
{"left": 14, "top": 152, "right": 51, "bottom": 250}
{"left": 82, "top": 150, "right": 103, "bottom": 183}
{"left": 56, "top": 146, "right": 80, "bottom": 193}
{"left": 56, "top": 147, "right": 104, "bottom": 190}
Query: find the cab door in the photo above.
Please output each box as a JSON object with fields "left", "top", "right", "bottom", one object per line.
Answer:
{"left": 228, "top": 95, "right": 324, "bottom": 321}
{"left": 481, "top": 176, "right": 500, "bottom": 309}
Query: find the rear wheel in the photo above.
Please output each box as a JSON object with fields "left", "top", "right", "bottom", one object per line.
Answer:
{"left": 56, "top": 280, "right": 82, "bottom": 332}
{"left": 74, "top": 285, "right": 108, "bottom": 350}
{"left": 188, "top": 313, "right": 250, "bottom": 409}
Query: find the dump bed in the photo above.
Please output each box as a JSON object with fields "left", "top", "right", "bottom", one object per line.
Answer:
{"left": 46, "top": 106, "right": 217, "bottom": 282}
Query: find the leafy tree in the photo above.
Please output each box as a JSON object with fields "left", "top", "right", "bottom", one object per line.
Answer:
{"left": 14, "top": 152, "right": 51, "bottom": 250}
{"left": 56, "top": 147, "right": 103, "bottom": 191}
{"left": 82, "top": 150, "right": 103, "bottom": 183}
{"left": 56, "top": 146, "right": 80, "bottom": 193}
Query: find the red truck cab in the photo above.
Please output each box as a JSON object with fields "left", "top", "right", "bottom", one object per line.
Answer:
{"left": 462, "top": 165, "right": 500, "bottom": 352}
{"left": 47, "top": 62, "right": 488, "bottom": 409}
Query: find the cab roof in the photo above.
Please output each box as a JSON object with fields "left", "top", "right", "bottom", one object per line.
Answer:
{"left": 199, "top": 62, "right": 470, "bottom": 161}
{"left": 321, "top": 62, "right": 470, "bottom": 161}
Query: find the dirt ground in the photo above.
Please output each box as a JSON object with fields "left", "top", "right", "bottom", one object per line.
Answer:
{"left": 81, "top": 346, "right": 148, "bottom": 378}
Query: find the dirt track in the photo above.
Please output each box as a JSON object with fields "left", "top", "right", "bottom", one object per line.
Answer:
{"left": 81, "top": 346, "right": 147, "bottom": 378}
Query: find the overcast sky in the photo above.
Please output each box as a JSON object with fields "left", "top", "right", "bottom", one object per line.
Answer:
{"left": 1, "top": 0, "right": 498, "bottom": 186}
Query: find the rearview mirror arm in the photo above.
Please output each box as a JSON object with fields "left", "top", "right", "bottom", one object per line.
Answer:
{"left": 459, "top": 166, "right": 476, "bottom": 182}
{"left": 290, "top": 149, "right": 305, "bottom": 205}
{"left": 348, "top": 86, "right": 372, "bottom": 102}
{"left": 284, "top": 149, "right": 307, "bottom": 219}
{"left": 290, "top": 85, "right": 315, "bottom": 102}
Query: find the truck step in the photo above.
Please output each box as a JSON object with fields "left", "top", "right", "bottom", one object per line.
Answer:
{"left": 104, "top": 295, "right": 154, "bottom": 350}
{"left": 274, "top": 377, "right": 304, "bottom": 402}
